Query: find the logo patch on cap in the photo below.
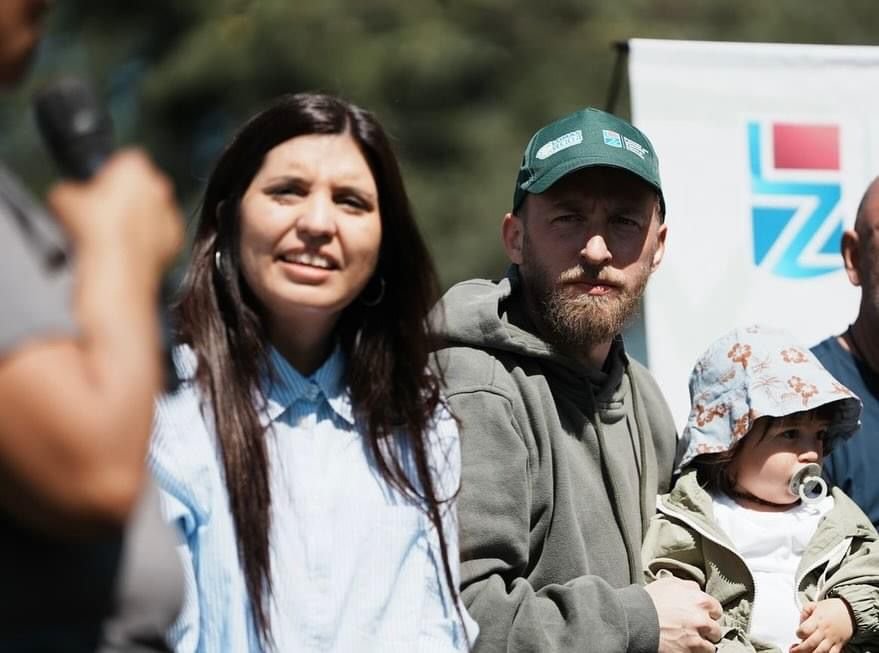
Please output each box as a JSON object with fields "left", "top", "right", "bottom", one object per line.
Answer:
{"left": 603, "top": 130, "right": 623, "bottom": 148}
{"left": 536, "top": 130, "right": 583, "bottom": 160}
{"left": 623, "top": 136, "right": 649, "bottom": 160}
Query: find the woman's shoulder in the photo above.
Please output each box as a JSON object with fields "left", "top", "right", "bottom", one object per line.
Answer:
{"left": 152, "top": 346, "right": 213, "bottom": 452}
{"left": 428, "top": 398, "right": 458, "bottom": 435}
{"left": 423, "top": 400, "right": 461, "bottom": 501}
{"left": 424, "top": 399, "right": 460, "bottom": 456}
{"left": 149, "top": 345, "right": 220, "bottom": 523}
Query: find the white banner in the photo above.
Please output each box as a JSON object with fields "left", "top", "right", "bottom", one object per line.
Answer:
{"left": 628, "top": 38, "right": 879, "bottom": 430}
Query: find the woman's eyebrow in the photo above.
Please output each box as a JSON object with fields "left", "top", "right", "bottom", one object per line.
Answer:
{"left": 262, "top": 174, "right": 306, "bottom": 186}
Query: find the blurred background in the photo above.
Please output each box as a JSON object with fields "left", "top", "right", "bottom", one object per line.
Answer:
{"left": 3, "top": 0, "right": 879, "bottom": 290}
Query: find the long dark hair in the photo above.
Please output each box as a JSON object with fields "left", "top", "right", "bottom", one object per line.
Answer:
{"left": 176, "top": 92, "right": 461, "bottom": 647}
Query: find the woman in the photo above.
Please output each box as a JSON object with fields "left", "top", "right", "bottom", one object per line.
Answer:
{"left": 149, "top": 92, "right": 476, "bottom": 652}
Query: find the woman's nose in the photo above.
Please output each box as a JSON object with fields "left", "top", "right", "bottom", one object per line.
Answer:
{"left": 296, "top": 193, "right": 336, "bottom": 238}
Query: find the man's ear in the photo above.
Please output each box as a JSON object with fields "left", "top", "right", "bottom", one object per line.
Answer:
{"left": 650, "top": 222, "right": 668, "bottom": 272}
{"left": 502, "top": 212, "right": 524, "bottom": 265}
{"left": 841, "top": 229, "right": 861, "bottom": 287}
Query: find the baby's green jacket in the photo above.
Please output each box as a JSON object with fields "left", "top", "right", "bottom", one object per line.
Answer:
{"left": 642, "top": 469, "right": 879, "bottom": 653}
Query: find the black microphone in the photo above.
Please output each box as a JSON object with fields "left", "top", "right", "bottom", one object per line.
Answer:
{"left": 33, "top": 77, "right": 180, "bottom": 392}
{"left": 32, "top": 77, "right": 113, "bottom": 181}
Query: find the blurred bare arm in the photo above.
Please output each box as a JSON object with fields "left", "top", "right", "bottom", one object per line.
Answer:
{"left": 0, "top": 150, "right": 182, "bottom": 533}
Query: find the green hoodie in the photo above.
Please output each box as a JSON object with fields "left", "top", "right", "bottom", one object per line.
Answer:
{"left": 643, "top": 469, "right": 879, "bottom": 652}
{"left": 434, "top": 268, "right": 678, "bottom": 653}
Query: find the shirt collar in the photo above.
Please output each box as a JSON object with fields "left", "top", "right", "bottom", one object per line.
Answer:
{"left": 260, "top": 345, "right": 354, "bottom": 427}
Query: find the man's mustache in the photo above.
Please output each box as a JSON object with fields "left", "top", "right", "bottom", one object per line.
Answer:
{"left": 557, "top": 265, "right": 624, "bottom": 288}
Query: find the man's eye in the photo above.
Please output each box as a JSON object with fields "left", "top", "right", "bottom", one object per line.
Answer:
{"left": 780, "top": 429, "right": 799, "bottom": 440}
{"left": 612, "top": 215, "right": 640, "bottom": 228}
{"left": 554, "top": 214, "right": 582, "bottom": 223}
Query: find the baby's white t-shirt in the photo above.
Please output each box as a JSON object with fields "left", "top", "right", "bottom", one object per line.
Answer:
{"left": 711, "top": 493, "right": 834, "bottom": 651}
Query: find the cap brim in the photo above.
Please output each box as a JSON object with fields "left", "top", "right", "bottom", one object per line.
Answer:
{"left": 526, "top": 156, "right": 661, "bottom": 195}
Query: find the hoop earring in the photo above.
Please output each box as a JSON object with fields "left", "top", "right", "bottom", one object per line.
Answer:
{"left": 360, "top": 275, "right": 385, "bottom": 307}
{"left": 214, "top": 250, "right": 222, "bottom": 274}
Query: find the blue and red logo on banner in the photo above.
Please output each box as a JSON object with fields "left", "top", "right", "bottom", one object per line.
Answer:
{"left": 748, "top": 122, "right": 844, "bottom": 278}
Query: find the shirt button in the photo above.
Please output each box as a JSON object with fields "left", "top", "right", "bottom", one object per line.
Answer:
{"left": 304, "top": 382, "right": 320, "bottom": 401}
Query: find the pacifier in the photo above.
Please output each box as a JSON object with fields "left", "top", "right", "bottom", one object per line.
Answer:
{"left": 788, "top": 463, "right": 828, "bottom": 504}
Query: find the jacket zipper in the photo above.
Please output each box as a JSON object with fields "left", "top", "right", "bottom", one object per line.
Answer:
{"left": 658, "top": 501, "right": 853, "bottom": 630}
{"left": 793, "top": 537, "right": 851, "bottom": 608}
{"left": 656, "top": 500, "right": 758, "bottom": 635}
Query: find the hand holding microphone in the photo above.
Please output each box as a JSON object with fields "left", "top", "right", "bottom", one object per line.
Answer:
{"left": 46, "top": 150, "right": 182, "bottom": 286}
{"left": 34, "top": 77, "right": 183, "bottom": 390}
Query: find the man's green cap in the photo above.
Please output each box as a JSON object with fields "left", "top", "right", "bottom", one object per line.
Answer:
{"left": 512, "top": 107, "right": 664, "bottom": 215}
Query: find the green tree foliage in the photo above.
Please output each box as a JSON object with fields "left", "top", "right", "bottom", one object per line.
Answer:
{"left": 4, "top": 0, "right": 879, "bottom": 286}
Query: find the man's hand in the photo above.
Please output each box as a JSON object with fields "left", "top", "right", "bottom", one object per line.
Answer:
{"left": 645, "top": 576, "right": 723, "bottom": 653}
{"left": 790, "top": 599, "right": 853, "bottom": 653}
{"left": 47, "top": 149, "right": 183, "bottom": 284}
{"left": 0, "top": 147, "right": 186, "bottom": 530}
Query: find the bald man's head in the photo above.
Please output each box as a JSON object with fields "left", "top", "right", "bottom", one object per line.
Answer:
{"left": 845, "top": 176, "right": 879, "bottom": 324}
{"left": 855, "top": 176, "right": 879, "bottom": 240}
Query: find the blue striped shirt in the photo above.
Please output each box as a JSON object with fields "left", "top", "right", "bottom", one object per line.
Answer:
{"left": 149, "top": 346, "right": 476, "bottom": 652}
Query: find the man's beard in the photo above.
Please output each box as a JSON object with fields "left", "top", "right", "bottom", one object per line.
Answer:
{"left": 521, "top": 237, "right": 651, "bottom": 353}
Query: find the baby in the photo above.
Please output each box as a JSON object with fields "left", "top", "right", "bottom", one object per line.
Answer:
{"left": 643, "top": 325, "right": 879, "bottom": 653}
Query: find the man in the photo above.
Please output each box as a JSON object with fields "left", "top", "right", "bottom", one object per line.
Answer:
{"left": 811, "top": 176, "right": 879, "bottom": 529}
{"left": 0, "top": 1, "right": 184, "bottom": 649}
{"left": 435, "top": 108, "right": 722, "bottom": 652}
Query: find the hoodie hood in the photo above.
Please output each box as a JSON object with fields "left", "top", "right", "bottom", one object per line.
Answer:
{"left": 435, "top": 265, "right": 628, "bottom": 397}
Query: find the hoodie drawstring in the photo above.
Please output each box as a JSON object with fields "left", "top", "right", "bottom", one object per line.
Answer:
{"left": 588, "top": 368, "right": 652, "bottom": 583}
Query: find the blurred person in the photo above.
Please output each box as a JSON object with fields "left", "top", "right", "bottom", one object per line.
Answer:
{"left": 0, "top": 0, "right": 184, "bottom": 651}
{"left": 433, "top": 107, "right": 722, "bottom": 652}
{"left": 644, "top": 325, "right": 879, "bottom": 653}
{"left": 149, "top": 92, "right": 477, "bottom": 652}
{"left": 812, "top": 177, "right": 879, "bottom": 529}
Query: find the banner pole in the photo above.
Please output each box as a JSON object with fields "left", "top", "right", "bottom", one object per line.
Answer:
{"left": 604, "top": 40, "right": 630, "bottom": 115}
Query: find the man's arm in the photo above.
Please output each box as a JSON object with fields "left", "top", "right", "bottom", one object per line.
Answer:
{"left": 449, "top": 368, "right": 721, "bottom": 652}
{"left": 0, "top": 150, "right": 182, "bottom": 533}
{"left": 451, "top": 387, "right": 664, "bottom": 652}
